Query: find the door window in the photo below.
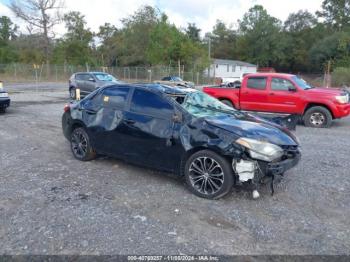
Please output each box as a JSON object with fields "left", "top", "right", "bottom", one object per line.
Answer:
{"left": 271, "top": 78, "right": 295, "bottom": 91}
{"left": 102, "top": 87, "right": 130, "bottom": 108}
{"left": 247, "top": 77, "right": 267, "bottom": 90}
{"left": 130, "top": 89, "right": 174, "bottom": 118}
{"left": 75, "top": 74, "right": 85, "bottom": 80}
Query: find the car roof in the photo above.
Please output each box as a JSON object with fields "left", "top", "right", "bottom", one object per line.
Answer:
{"left": 102, "top": 83, "right": 193, "bottom": 95}
{"left": 246, "top": 73, "right": 296, "bottom": 78}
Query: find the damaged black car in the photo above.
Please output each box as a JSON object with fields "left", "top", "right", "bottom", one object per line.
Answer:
{"left": 62, "top": 84, "right": 301, "bottom": 199}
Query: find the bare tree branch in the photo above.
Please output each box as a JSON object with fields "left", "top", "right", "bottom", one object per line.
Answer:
{"left": 8, "top": 0, "right": 65, "bottom": 66}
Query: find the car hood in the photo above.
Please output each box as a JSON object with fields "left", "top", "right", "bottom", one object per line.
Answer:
{"left": 204, "top": 114, "right": 298, "bottom": 146}
{"left": 306, "top": 87, "right": 343, "bottom": 96}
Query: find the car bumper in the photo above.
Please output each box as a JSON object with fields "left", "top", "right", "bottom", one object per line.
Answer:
{"left": 0, "top": 98, "right": 10, "bottom": 109}
{"left": 265, "top": 152, "right": 301, "bottom": 176}
{"left": 333, "top": 103, "right": 350, "bottom": 118}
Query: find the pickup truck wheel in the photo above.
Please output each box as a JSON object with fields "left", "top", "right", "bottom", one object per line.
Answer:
{"left": 303, "top": 106, "right": 332, "bottom": 128}
{"left": 220, "top": 99, "right": 234, "bottom": 108}
{"left": 184, "top": 150, "right": 234, "bottom": 199}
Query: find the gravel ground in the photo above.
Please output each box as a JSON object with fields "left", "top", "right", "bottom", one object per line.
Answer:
{"left": 0, "top": 87, "right": 350, "bottom": 255}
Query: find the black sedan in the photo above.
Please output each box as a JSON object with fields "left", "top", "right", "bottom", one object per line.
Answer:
{"left": 0, "top": 88, "right": 10, "bottom": 113}
{"left": 62, "top": 84, "right": 301, "bottom": 199}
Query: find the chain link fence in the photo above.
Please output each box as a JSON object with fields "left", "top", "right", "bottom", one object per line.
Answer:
{"left": 0, "top": 64, "right": 214, "bottom": 85}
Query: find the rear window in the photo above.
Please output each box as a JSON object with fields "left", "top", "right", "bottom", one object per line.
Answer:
{"left": 130, "top": 89, "right": 174, "bottom": 118}
{"left": 76, "top": 74, "right": 91, "bottom": 81}
{"left": 247, "top": 77, "right": 267, "bottom": 90}
{"left": 102, "top": 87, "right": 130, "bottom": 108}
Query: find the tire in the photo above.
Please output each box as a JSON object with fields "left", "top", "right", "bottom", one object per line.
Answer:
{"left": 69, "top": 87, "right": 76, "bottom": 99}
{"left": 70, "top": 127, "right": 96, "bottom": 161}
{"left": 184, "top": 150, "right": 234, "bottom": 199}
{"left": 0, "top": 108, "right": 6, "bottom": 113}
{"left": 220, "top": 99, "right": 234, "bottom": 108}
{"left": 303, "top": 106, "right": 332, "bottom": 128}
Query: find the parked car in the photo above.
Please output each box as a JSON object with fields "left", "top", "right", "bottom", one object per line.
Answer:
{"left": 203, "top": 73, "right": 350, "bottom": 128}
{"left": 69, "top": 72, "right": 122, "bottom": 99}
{"left": 62, "top": 84, "right": 301, "bottom": 199}
{"left": 0, "top": 83, "right": 10, "bottom": 113}
{"left": 154, "top": 76, "right": 194, "bottom": 88}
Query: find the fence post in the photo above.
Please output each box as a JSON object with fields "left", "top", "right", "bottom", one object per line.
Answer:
{"left": 135, "top": 67, "right": 138, "bottom": 81}
{"left": 196, "top": 72, "right": 199, "bottom": 85}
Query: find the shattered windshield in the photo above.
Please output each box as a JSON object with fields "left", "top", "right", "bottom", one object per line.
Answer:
{"left": 180, "top": 91, "right": 242, "bottom": 118}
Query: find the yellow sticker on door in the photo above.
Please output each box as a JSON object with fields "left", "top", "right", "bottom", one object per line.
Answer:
{"left": 104, "top": 96, "right": 109, "bottom": 102}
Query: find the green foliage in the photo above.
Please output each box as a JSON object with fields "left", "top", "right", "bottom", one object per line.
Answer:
{"left": 317, "top": 0, "right": 350, "bottom": 30}
{"left": 309, "top": 31, "right": 350, "bottom": 70}
{"left": 237, "top": 5, "right": 284, "bottom": 67}
{"left": 2, "top": 1, "right": 350, "bottom": 75}
{"left": 52, "top": 11, "right": 96, "bottom": 65}
{"left": 332, "top": 67, "right": 350, "bottom": 85}
{"left": 208, "top": 20, "right": 237, "bottom": 60}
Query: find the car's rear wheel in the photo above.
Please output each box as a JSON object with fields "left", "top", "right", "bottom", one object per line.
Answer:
{"left": 220, "top": 99, "right": 233, "bottom": 108}
{"left": 69, "top": 87, "right": 76, "bottom": 100}
{"left": 0, "top": 108, "right": 6, "bottom": 113}
{"left": 303, "top": 106, "right": 332, "bottom": 128}
{"left": 70, "top": 127, "right": 96, "bottom": 161}
{"left": 184, "top": 150, "right": 234, "bottom": 199}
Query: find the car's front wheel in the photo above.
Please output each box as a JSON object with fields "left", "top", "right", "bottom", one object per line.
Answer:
{"left": 184, "top": 150, "right": 234, "bottom": 199}
{"left": 70, "top": 127, "right": 96, "bottom": 161}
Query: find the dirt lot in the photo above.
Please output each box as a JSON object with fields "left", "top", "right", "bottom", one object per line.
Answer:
{"left": 0, "top": 85, "right": 350, "bottom": 255}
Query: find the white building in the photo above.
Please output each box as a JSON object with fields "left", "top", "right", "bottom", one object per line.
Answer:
{"left": 207, "top": 59, "right": 257, "bottom": 81}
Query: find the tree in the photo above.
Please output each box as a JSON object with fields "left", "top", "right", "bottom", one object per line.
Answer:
{"left": 97, "top": 23, "right": 118, "bottom": 66}
{"left": 8, "top": 0, "right": 64, "bottom": 66}
{"left": 309, "top": 32, "right": 350, "bottom": 70}
{"left": 237, "top": 5, "right": 283, "bottom": 67}
{"left": 186, "top": 23, "right": 201, "bottom": 42}
{"left": 282, "top": 10, "right": 323, "bottom": 72}
{"left": 146, "top": 14, "right": 208, "bottom": 70}
{"left": 0, "top": 16, "right": 18, "bottom": 63}
{"left": 0, "top": 16, "right": 18, "bottom": 44}
{"left": 284, "top": 10, "right": 317, "bottom": 32}
{"left": 209, "top": 20, "right": 237, "bottom": 59}
{"left": 115, "top": 5, "right": 160, "bottom": 65}
{"left": 52, "top": 11, "right": 95, "bottom": 65}
{"left": 317, "top": 0, "right": 350, "bottom": 30}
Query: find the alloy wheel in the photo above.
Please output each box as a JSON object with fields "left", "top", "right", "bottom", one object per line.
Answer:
{"left": 71, "top": 129, "right": 88, "bottom": 158}
{"left": 188, "top": 157, "right": 224, "bottom": 195}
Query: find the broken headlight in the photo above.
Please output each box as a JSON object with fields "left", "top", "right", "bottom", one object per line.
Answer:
{"left": 235, "top": 137, "right": 284, "bottom": 162}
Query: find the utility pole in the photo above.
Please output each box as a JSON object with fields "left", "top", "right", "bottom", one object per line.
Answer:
{"left": 208, "top": 36, "right": 211, "bottom": 81}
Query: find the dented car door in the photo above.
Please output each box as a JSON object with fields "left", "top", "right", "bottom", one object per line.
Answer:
{"left": 119, "top": 88, "right": 183, "bottom": 171}
{"left": 82, "top": 86, "right": 131, "bottom": 155}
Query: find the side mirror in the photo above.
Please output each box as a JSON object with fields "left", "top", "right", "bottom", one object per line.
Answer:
{"left": 88, "top": 77, "right": 95, "bottom": 82}
{"left": 288, "top": 86, "right": 297, "bottom": 92}
{"left": 172, "top": 113, "right": 182, "bottom": 123}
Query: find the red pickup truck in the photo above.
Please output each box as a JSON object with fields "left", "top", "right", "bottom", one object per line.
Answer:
{"left": 203, "top": 73, "right": 350, "bottom": 128}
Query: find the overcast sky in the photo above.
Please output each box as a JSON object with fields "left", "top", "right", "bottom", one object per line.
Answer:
{"left": 0, "top": 0, "right": 323, "bottom": 36}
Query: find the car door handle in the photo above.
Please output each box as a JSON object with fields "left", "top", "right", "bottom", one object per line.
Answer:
{"left": 269, "top": 93, "right": 275, "bottom": 95}
{"left": 124, "top": 119, "right": 135, "bottom": 125}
